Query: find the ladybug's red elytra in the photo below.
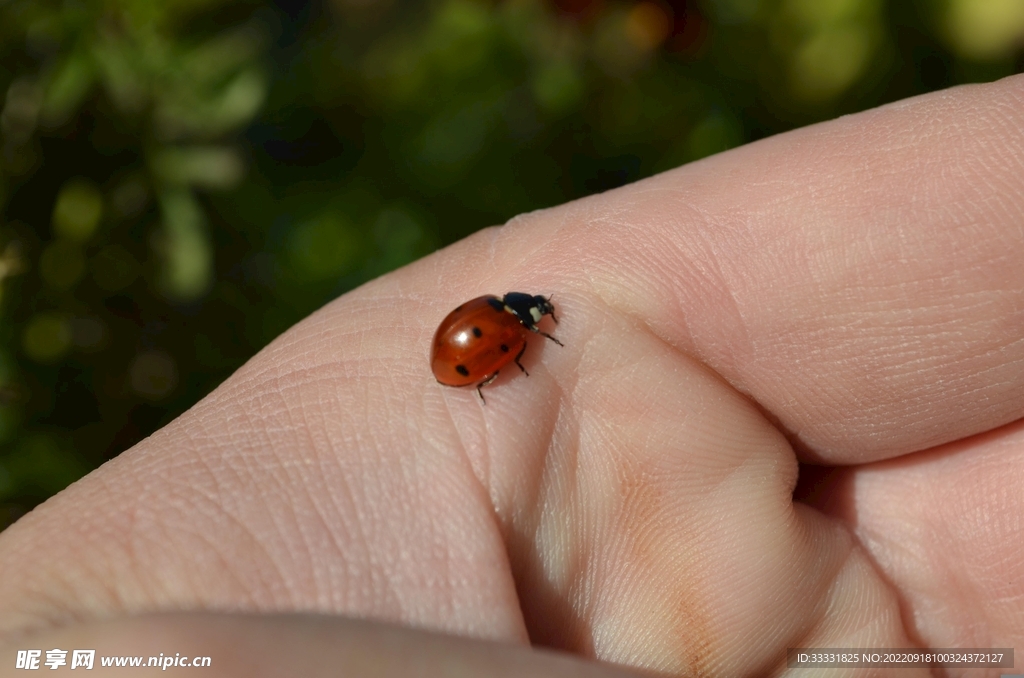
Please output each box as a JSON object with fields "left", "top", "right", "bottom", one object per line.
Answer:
{"left": 431, "top": 292, "right": 563, "bottom": 403}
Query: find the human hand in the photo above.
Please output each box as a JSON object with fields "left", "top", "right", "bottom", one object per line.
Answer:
{"left": 2, "top": 75, "right": 1023, "bottom": 678}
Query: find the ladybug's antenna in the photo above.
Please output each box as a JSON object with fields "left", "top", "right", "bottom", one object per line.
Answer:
{"left": 546, "top": 294, "right": 558, "bottom": 324}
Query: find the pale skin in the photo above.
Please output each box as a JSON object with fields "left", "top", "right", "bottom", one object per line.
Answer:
{"left": 1, "top": 75, "right": 1023, "bottom": 678}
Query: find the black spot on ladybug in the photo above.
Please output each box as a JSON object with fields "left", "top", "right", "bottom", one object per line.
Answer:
{"left": 455, "top": 305, "right": 463, "bottom": 312}
{"left": 472, "top": 327, "right": 482, "bottom": 338}
{"left": 500, "top": 344, "right": 509, "bottom": 352}
{"left": 486, "top": 297, "right": 504, "bottom": 313}
{"left": 455, "top": 364, "right": 470, "bottom": 377}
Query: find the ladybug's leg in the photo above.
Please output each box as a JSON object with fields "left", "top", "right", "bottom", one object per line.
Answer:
{"left": 476, "top": 371, "right": 499, "bottom": 403}
{"left": 527, "top": 324, "right": 564, "bottom": 346}
{"left": 514, "top": 343, "right": 529, "bottom": 376}
{"left": 540, "top": 330, "right": 564, "bottom": 347}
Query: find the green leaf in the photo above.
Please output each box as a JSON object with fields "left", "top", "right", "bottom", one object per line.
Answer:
{"left": 151, "top": 145, "right": 245, "bottom": 189}
{"left": 181, "top": 24, "right": 267, "bottom": 85}
{"left": 155, "top": 67, "right": 266, "bottom": 139}
{"left": 40, "top": 50, "right": 96, "bottom": 127}
{"left": 157, "top": 188, "right": 212, "bottom": 301}
{"left": 91, "top": 38, "right": 147, "bottom": 113}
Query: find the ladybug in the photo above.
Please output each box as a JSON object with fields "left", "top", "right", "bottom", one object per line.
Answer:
{"left": 431, "top": 292, "right": 563, "bottom": 402}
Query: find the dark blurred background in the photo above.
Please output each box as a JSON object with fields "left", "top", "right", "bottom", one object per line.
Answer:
{"left": 0, "top": 0, "right": 1022, "bottom": 530}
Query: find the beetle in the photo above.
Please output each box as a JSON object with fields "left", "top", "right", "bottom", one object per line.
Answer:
{"left": 431, "top": 292, "right": 563, "bottom": 403}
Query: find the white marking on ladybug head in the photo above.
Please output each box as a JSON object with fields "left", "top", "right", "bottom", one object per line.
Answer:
{"left": 529, "top": 307, "right": 542, "bottom": 323}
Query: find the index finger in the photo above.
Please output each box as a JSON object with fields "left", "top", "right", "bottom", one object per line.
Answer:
{"left": 512, "top": 73, "right": 1024, "bottom": 464}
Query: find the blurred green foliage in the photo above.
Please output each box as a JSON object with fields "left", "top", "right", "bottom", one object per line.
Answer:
{"left": 0, "top": 0, "right": 1022, "bottom": 529}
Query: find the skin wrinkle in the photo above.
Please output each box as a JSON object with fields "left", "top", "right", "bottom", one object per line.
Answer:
{"left": 398, "top": 395, "right": 517, "bottom": 637}
{"left": 309, "top": 424, "right": 376, "bottom": 610}
{"left": 354, "top": 498, "right": 397, "bottom": 619}
{"left": 907, "top": 536, "right": 982, "bottom": 646}
{"left": 593, "top": 209, "right": 745, "bottom": 385}
{"left": 252, "top": 477, "right": 313, "bottom": 606}
{"left": 179, "top": 478, "right": 279, "bottom": 605}
{"left": 438, "top": 397, "right": 493, "bottom": 520}
{"left": 431, "top": 519, "right": 467, "bottom": 627}
{"left": 518, "top": 405, "right": 586, "bottom": 645}
{"left": 685, "top": 229, "right": 754, "bottom": 377}
{"left": 572, "top": 343, "right": 746, "bottom": 671}
{"left": 851, "top": 440, "right": 1017, "bottom": 647}
{"left": 549, "top": 491, "right": 592, "bottom": 652}
{"left": 289, "top": 449, "right": 359, "bottom": 606}
{"left": 177, "top": 525, "right": 257, "bottom": 608}
{"left": 647, "top": 212, "right": 733, "bottom": 311}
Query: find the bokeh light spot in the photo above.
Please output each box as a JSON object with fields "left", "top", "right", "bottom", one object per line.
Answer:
{"left": 790, "top": 22, "right": 872, "bottom": 102}
{"left": 532, "top": 61, "right": 585, "bottom": 114}
{"left": 430, "top": 0, "right": 493, "bottom": 76}
{"left": 945, "top": 0, "right": 1024, "bottom": 60}
{"left": 287, "top": 212, "right": 360, "bottom": 281}
{"left": 625, "top": 2, "right": 672, "bottom": 52}
{"left": 784, "top": 0, "right": 862, "bottom": 29}
{"left": 22, "top": 312, "right": 72, "bottom": 363}
{"left": 593, "top": 8, "right": 649, "bottom": 75}
{"left": 52, "top": 178, "right": 103, "bottom": 242}
{"left": 0, "top": 241, "right": 25, "bottom": 281}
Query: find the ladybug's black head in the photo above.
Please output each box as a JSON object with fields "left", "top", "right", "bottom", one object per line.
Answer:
{"left": 502, "top": 292, "right": 557, "bottom": 330}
